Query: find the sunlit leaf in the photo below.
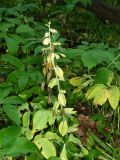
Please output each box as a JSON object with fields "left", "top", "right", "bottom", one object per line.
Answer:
{"left": 33, "top": 110, "right": 48, "bottom": 131}
{"left": 93, "top": 88, "right": 108, "bottom": 106}
{"left": 108, "top": 86, "right": 120, "bottom": 110}
{"left": 54, "top": 66, "right": 64, "bottom": 79}
{"left": 69, "top": 77, "right": 83, "bottom": 86}
{"left": 60, "top": 144, "right": 68, "bottom": 160}
{"left": 22, "top": 111, "right": 30, "bottom": 127}
{"left": 86, "top": 84, "right": 106, "bottom": 100}
{"left": 48, "top": 78, "right": 58, "bottom": 88}
{"left": 59, "top": 120, "right": 68, "bottom": 136}
{"left": 34, "top": 136, "right": 56, "bottom": 159}
{"left": 58, "top": 93, "right": 66, "bottom": 106}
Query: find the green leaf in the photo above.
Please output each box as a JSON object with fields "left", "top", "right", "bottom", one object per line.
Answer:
{"left": 34, "top": 136, "right": 56, "bottom": 159}
{"left": 18, "top": 71, "right": 28, "bottom": 91}
{"left": 68, "top": 134, "right": 83, "bottom": 147}
{"left": 2, "top": 55, "right": 25, "bottom": 71}
{"left": 58, "top": 93, "right": 66, "bottom": 106}
{"left": 5, "top": 36, "right": 19, "bottom": 54}
{"left": 68, "top": 134, "right": 88, "bottom": 156}
{"left": 28, "top": 70, "right": 43, "bottom": 83}
{"left": 7, "top": 70, "right": 18, "bottom": 82}
{"left": 34, "top": 46, "right": 42, "bottom": 55}
{"left": 86, "top": 84, "right": 107, "bottom": 100}
{"left": 69, "top": 77, "right": 83, "bottom": 86}
{"left": 0, "top": 126, "right": 21, "bottom": 148}
{"left": 94, "top": 68, "right": 113, "bottom": 86}
{"left": 48, "top": 78, "right": 58, "bottom": 88}
{"left": 44, "top": 132, "right": 62, "bottom": 142}
{"left": 60, "top": 144, "right": 68, "bottom": 160}
{"left": 16, "top": 24, "right": 34, "bottom": 33}
{"left": 3, "top": 104, "right": 20, "bottom": 125}
{"left": 54, "top": 66, "right": 64, "bottom": 79}
{"left": 93, "top": 88, "right": 108, "bottom": 106}
{"left": 0, "top": 86, "right": 12, "bottom": 99}
{"left": 22, "top": 111, "right": 30, "bottom": 127}
{"left": 4, "top": 96, "right": 25, "bottom": 104}
{"left": 59, "top": 120, "right": 68, "bottom": 136}
{"left": 82, "top": 51, "right": 105, "bottom": 69}
{"left": 6, "top": 137, "right": 37, "bottom": 156}
{"left": 108, "top": 86, "right": 120, "bottom": 110}
{"left": 33, "top": 110, "right": 48, "bottom": 131}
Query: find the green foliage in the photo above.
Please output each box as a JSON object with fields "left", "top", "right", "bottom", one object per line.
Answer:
{"left": 0, "top": 0, "right": 120, "bottom": 159}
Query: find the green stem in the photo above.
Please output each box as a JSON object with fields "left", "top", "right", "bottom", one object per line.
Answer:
{"left": 107, "top": 53, "right": 120, "bottom": 69}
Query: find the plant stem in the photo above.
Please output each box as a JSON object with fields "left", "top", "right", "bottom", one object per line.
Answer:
{"left": 107, "top": 53, "right": 120, "bottom": 69}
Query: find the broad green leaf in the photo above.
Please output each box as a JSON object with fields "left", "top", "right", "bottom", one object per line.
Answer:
{"left": 4, "top": 96, "right": 25, "bottom": 104}
{"left": 59, "top": 120, "right": 68, "bottom": 136}
{"left": 28, "top": 70, "right": 43, "bottom": 83}
{"left": 69, "top": 77, "right": 83, "bottom": 86}
{"left": 0, "top": 126, "right": 20, "bottom": 147}
{"left": 16, "top": 24, "right": 34, "bottom": 33}
{"left": 6, "top": 137, "right": 37, "bottom": 156}
{"left": 2, "top": 55, "right": 25, "bottom": 71}
{"left": 86, "top": 84, "right": 106, "bottom": 100}
{"left": 59, "top": 47, "right": 82, "bottom": 58}
{"left": 7, "top": 70, "right": 18, "bottom": 82}
{"left": 94, "top": 68, "right": 113, "bottom": 86}
{"left": 34, "top": 136, "right": 56, "bottom": 159}
{"left": 34, "top": 45, "right": 42, "bottom": 55}
{"left": 22, "top": 111, "right": 30, "bottom": 127}
{"left": 58, "top": 93, "right": 66, "bottom": 106}
{"left": 3, "top": 104, "right": 20, "bottom": 125}
{"left": 82, "top": 51, "right": 106, "bottom": 69}
{"left": 108, "top": 86, "right": 120, "bottom": 110}
{"left": 0, "top": 86, "right": 12, "bottom": 99}
{"left": 60, "top": 144, "right": 68, "bottom": 160}
{"left": 5, "top": 36, "right": 19, "bottom": 54}
{"left": 18, "top": 71, "right": 28, "bottom": 91}
{"left": 48, "top": 78, "right": 58, "bottom": 88}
